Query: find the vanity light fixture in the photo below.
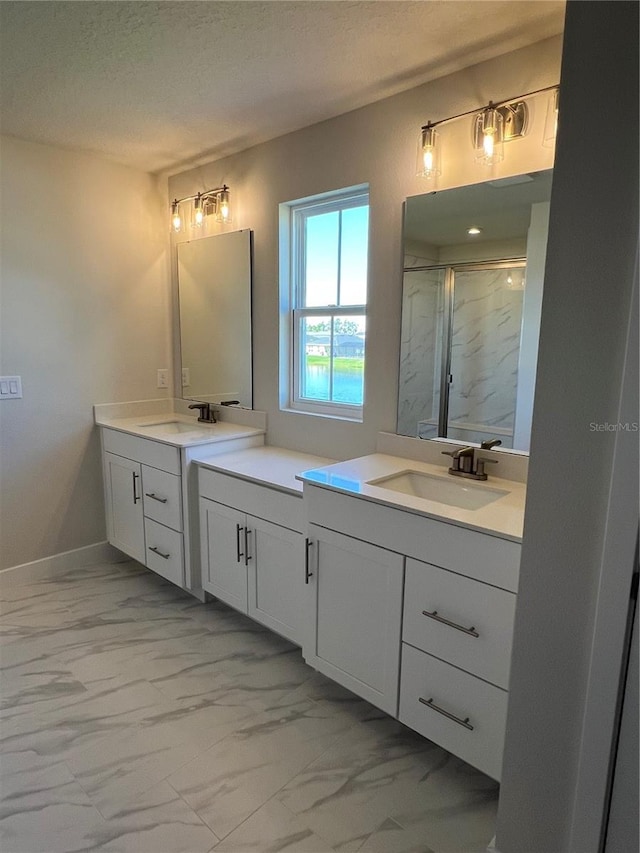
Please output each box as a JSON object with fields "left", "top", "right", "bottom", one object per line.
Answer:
{"left": 193, "top": 193, "right": 205, "bottom": 227}
{"left": 416, "top": 122, "right": 441, "bottom": 178}
{"left": 217, "top": 187, "right": 231, "bottom": 223}
{"left": 171, "top": 200, "right": 182, "bottom": 233}
{"left": 473, "top": 102, "right": 505, "bottom": 165}
{"left": 170, "top": 185, "right": 232, "bottom": 233}
{"left": 417, "top": 85, "right": 559, "bottom": 179}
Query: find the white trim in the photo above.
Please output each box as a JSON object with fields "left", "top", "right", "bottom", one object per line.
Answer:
{"left": 281, "top": 185, "right": 369, "bottom": 419}
{"left": 0, "top": 542, "right": 127, "bottom": 587}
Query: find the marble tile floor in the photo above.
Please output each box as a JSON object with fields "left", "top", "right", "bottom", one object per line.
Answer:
{"left": 0, "top": 558, "right": 499, "bottom": 853}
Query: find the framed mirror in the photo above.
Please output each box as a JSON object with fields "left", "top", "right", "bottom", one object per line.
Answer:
{"left": 397, "top": 169, "right": 553, "bottom": 453}
{"left": 177, "top": 230, "right": 253, "bottom": 407}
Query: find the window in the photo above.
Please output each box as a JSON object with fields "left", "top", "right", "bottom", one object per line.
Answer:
{"left": 283, "top": 187, "right": 369, "bottom": 419}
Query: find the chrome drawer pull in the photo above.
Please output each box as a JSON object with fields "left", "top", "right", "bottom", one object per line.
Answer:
{"left": 132, "top": 472, "right": 140, "bottom": 504}
{"left": 145, "top": 492, "right": 168, "bottom": 504}
{"left": 422, "top": 609, "right": 479, "bottom": 638}
{"left": 236, "top": 523, "right": 244, "bottom": 563}
{"left": 149, "top": 546, "right": 170, "bottom": 560}
{"left": 244, "top": 527, "right": 252, "bottom": 566}
{"left": 419, "top": 696, "right": 474, "bottom": 731}
{"left": 304, "top": 538, "right": 313, "bottom": 583}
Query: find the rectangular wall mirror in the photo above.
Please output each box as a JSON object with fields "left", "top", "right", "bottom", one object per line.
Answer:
{"left": 177, "top": 230, "right": 253, "bottom": 408}
{"left": 397, "top": 169, "right": 553, "bottom": 453}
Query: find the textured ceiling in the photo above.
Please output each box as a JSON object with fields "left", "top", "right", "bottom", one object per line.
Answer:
{"left": 0, "top": 1, "right": 565, "bottom": 175}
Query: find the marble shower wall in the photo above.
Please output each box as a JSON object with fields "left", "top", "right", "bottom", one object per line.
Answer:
{"left": 448, "top": 267, "right": 524, "bottom": 446}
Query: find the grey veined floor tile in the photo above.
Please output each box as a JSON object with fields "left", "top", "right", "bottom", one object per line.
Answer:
{"left": 0, "top": 558, "right": 498, "bottom": 852}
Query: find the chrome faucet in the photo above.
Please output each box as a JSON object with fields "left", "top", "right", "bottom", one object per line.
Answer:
{"left": 480, "top": 438, "right": 502, "bottom": 450}
{"left": 442, "top": 444, "right": 498, "bottom": 481}
{"left": 453, "top": 445, "right": 476, "bottom": 474}
{"left": 188, "top": 402, "right": 217, "bottom": 423}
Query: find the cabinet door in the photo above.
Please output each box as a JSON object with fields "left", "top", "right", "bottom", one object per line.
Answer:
{"left": 200, "top": 498, "right": 248, "bottom": 613}
{"left": 247, "top": 517, "right": 304, "bottom": 645}
{"left": 104, "top": 452, "right": 145, "bottom": 563}
{"left": 305, "top": 524, "right": 404, "bottom": 716}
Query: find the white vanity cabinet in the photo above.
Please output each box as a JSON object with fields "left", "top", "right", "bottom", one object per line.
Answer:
{"left": 103, "top": 452, "right": 146, "bottom": 564}
{"left": 398, "top": 556, "right": 516, "bottom": 780}
{"left": 304, "top": 525, "right": 404, "bottom": 716}
{"left": 199, "top": 467, "right": 307, "bottom": 644}
{"left": 99, "top": 423, "right": 265, "bottom": 594}
{"left": 303, "top": 481, "right": 521, "bottom": 780}
{"left": 102, "top": 430, "right": 186, "bottom": 586}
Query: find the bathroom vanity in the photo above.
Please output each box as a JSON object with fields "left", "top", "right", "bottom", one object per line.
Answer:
{"left": 197, "top": 447, "right": 335, "bottom": 646}
{"left": 298, "top": 453, "right": 524, "bottom": 781}
{"left": 94, "top": 403, "right": 265, "bottom": 596}
{"left": 95, "top": 400, "right": 525, "bottom": 781}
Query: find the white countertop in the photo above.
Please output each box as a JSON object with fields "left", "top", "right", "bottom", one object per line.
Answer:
{"left": 197, "top": 446, "right": 337, "bottom": 495}
{"left": 297, "top": 453, "right": 526, "bottom": 541}
{"left": 95, "top": 412, "right": 265, "bottom": 448}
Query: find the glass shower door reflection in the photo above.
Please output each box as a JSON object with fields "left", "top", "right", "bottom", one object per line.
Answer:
{"left": 396, "top": 267, "right": 446, "bottom": 438}
{"left": 447, "top": 263, "right": 525, "bottom": 447}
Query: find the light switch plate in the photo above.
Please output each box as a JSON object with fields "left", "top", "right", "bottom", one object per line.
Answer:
{"left": 182, "top": 368, "right": 190, "bottom": 387}
{"left": 0, "top": 376, "right": 22, "bottom": 399}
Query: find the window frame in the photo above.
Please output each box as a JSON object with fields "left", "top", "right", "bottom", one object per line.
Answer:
{"left": 287, "top": 188, "right": 369, "bottom": 420}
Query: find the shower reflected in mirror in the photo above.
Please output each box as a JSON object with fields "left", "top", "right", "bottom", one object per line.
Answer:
{"left": 397, "top": 170, "right": 553, "bottom": 453}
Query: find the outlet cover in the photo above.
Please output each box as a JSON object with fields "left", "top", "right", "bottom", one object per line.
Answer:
{"left": 157, "top": 369, "right": 169, "bottom": 389}
{"left": 182, "top": 368, "right": 190, "bottom": 387}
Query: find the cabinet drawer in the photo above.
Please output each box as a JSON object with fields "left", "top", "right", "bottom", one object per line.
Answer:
{"left": 305, "top": 485, "right": 521, "bottom": 592}
{"left": 403, "top": 559, "right": 516, "bottom": 689}
{"left": 144, "top": 519, "right": 184, "bottom": 586}
{"left": 199, "top": 468, "right": 304, "bottom": 532}
{"left": 399, "top": 643, "right": 507, "bottom": 781}
{"left": 142, "top": 466, "right": 183, "bottom": 532}
{"left": 102, "top": 428, "right": 180, "bottom": 475}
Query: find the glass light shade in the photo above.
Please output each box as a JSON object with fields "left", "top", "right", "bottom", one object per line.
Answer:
{"left": 474, "top": 106, "right": 504, "bottom": 165}
{"left": 543, "top": 88, "right": 559, "bottom": 148}
{"left": 416, "top": 125, "right": 441, "bottom": 178}
{"left": 216, "top": 189, "right": 231, "bottom": 223}
{"left": 193, "top": 195, "right": 204, "bottom": 227}
{"left": 171, "top": 200, "right": 182, "bottom": 233}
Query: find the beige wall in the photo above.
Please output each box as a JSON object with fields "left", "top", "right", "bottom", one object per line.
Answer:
{"left": 168, "top": 37, "right": 560, "bottom": 461}
{"left": 0, "top": 137, "right": 169, "bottom": 570}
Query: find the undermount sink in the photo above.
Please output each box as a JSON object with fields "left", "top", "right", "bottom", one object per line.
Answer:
{"left": 367, "top": 470, "right": 508, "bottom": 510}
{"left": 135, "top": 420, "right": 211, "bottom": 435}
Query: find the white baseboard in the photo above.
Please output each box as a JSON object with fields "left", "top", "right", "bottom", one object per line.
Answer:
{"left": 0, "top": 542, "right": 127, "bottom": 587}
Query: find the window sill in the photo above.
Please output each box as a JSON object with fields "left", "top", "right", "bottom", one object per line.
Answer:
{"left": 280, "top": 406, "right": 363, "bottom": 424}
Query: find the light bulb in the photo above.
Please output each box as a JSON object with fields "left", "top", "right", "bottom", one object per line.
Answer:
{"left": 171, "top": 201, "right": 181, "bottom": 233}
{"left": 216, "top": 188, "right": 231, "bottom": 223}
{"left": 193, "top": 195, "right": 204, "bottom": 227}
{"left": 483, "top": 130, "right": 495, "bottom": 159}
{"left": 474, "top": 104, "right": 504, "bottom": 165}
{"left": 416, "top": 124, "right": 441, "bottom": 178}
